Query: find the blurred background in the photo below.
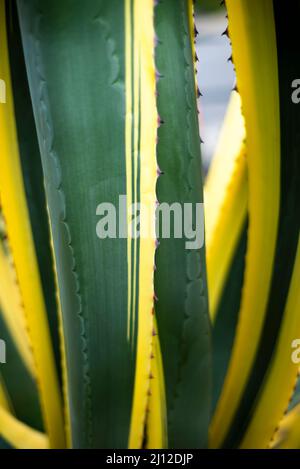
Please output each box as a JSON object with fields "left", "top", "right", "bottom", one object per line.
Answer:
{"left": 195, "top": 1, "right": 235, "bottom": 172}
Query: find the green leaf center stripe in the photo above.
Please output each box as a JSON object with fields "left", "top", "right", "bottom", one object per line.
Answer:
{"left": 126, "top": 0, "right": 134, "bottom": 343}
{"left": 131, "top": 62, "right": 142, "bottom": 352}
{"left": 127, "top": 0, "right": 141, "bottom": 353}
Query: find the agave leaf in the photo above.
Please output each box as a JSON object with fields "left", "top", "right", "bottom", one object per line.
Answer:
{"left": 211, "top": 223, "right": 247, "bottom": 414}
{"left": 236, "top": 0, "right": 300, "bottom": 447}
{"left": 0, "top": 406, "right": 49, "bottom": 449}
{"left": 240, "top": 237, "right": 300, "bottom": 447}
{"left": 271, "top": 403, "right": 300, "bottom": 449}
{"left": 0, "top": 240, "right": 43, "bottom": 431}
{"left": 5, "top": 0, "right": 61, "bottom": 375}
{"left": 204, "top": 91, "right": 248, "bottom": 415}
{"left": 17, "top": 0, "right": 157, "bottom": 448}
{"left": 0, "top": 0, "right": 64, "bottom": 448}
{"left": 0, "top": 241, "right": 35, "bottom": 376}
{"left": 212, "top": 0, "right": 300, "bottom": 449}
{"left": 146, "top": 318, "right": 168, "bottom": 449}
{"left": 205, "top": 91, "right": 247, "bottom": 321}
{"left": 126, "top": 0, "right": 158, "bottom": 449}
{"left": 153, "top": 0, "right": 211, "bottom": 448}
{"left": 0, "top": 307, "right": 43, "bottom": 431}
{"left": 289, "top": 378, "right": 300, "bottom": 412}
{"left": 0, "top": 382, "right": 13, "bottom": 448}
{"left": 0, "top": 382, "right": 10, "bottom": 411}
{"left": 210, "top": 0, "right": 281, "bottom": 448}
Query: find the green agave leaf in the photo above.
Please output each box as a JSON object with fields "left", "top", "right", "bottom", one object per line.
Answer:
{"left": 17, "top": 0, "right": 130, "bottom": 448}
{"left": 5, "top": 0, "right": 61, "bottom": 378}
{"left": 212, "top": 221, "right": 247, "bottom": 413}
{"left": 17, "top": 0, "right": 211, "bottom": 448}
{"left": 204, "top": 91, "right": 248, "bottom": 417}
{"left": 0, "top": 313, "right": 43, "bottom": 431}
{"left": 0, "top": 309, "right": 43, "bottom": 431}
{"left": 205, "top": 91, "right": 247, "bottom": 323}
{"left": 17, "top": 0, "right": 158, "bottom": 448}
{"left": 210, "top": 0, "right": 281, "bottom": 448}
{"left": 210, "top": 0, "right": 300, "bottom": 449}
{"left": 0, "top": 0, "right": 64, "bottom": 447}
{"left": 225, "top": 0, "right": 300, "bottom": 448}
{"left": 153, "top": 0, "right": 211, "bottom": 448}
{"left": 0, "top": 400, "right": 48, "bottom": 449}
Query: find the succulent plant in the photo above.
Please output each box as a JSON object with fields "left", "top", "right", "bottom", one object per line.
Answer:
{"left": 0, "top": 0, "right": 299, "bottom": 449}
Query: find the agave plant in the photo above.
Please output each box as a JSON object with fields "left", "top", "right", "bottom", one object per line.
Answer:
{"left": 0, "top": 0, "right": 299, "bottom": 450}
